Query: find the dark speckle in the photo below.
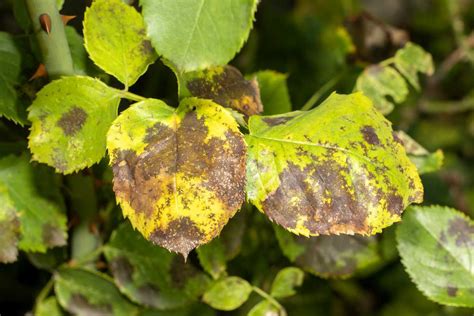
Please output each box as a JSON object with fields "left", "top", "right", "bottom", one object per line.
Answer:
{"left": 360, "top": 125, "right": 380, "bottom": 146}
{"left": 141, "top": 40, "right": 154, "bottom": 55}
{"left": 150, "top": 217, "right": 205, "bottom": 258}
{"left": 447, "top": 286, "right": 458, "bottom": 297}
{"left": 447, "top": 217, "right": 474, "bottom": 247}
{"left": 262, "top": 116, "right": 293, "bottom": 126}
{"left": 57, "top": 106, "right": 87, "bottom": 136}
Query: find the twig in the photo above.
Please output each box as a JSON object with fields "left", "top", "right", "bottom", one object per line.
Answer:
{"left": 25, "top": 0, "right": 74, "bottom": 78}
{"left": 252, "top": 286, "right": 287, "bottom": 316}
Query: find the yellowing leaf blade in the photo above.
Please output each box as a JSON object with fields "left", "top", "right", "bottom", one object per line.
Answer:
{"left": 84, "top": 0, "right": 157, "bottom": 87}
{"left": 246, "top": 93, "right": 423, "bottom": 237}
{"left": 107, "top": 98, "right": 246, "bottom": 257}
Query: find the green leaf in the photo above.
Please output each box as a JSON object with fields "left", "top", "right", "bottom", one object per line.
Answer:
{"left": 355, "top": 65, "right": 408, "bottom": 115}
{"left": 104, "top": 222, "right": 211, "bottom": 310}
{"left": 397, "top": 206, "right": 474, "bottom": 307}
{"left": 355, "top": 42, "right": 433, "bottom": 115}
{"left": 28, "top": 76, "right": 120, "bottom": 174}
{"left": 140, "top": 0, "right": 258, "bottom": 72}
{"left": 197, "top": 238, "right": 227, "bottom": 280}
{"left": 84, "top": 0, "right": 157, "bottom": 87}
{"left": 107, "top": 98, "right": 246, "bottom": 257}
{"left": 55, "top": 268, "right": 139, "bottom": 315}
{"left": 202, "top": 276, "right": 252, "bottom": 311}
{"left": 250, "top": 70, "right": 292, "bottom": 115}
{"left": 394, "top": 131, "right": 444, "bottom": 174}
{"left": 0, "top": 154, "right": 67, "bottom": 262}
{"left": 274, "top": 226, "right": 383, "bottom": 279}
{"left": 248, "top": 300, "right": 281, "bottom": 316}
{"left": 65, "top": 26, "right": 102, "bottom": 77}
{"left": 0, "top": 32, "right": 27, "bottom": 125}
{"left": 179, "top": 65, "right": 263, "bottom": 116}
{"left": 246, "top": 92, "right": 423, "bottom": 237}
{"left": 36, "top": 297, "right": 65, "bottom": 316}
{"left": 270, "top": 267, "right": 304, "bottom": 298}
{"left": 394, "top": 42, "right": 434, "bottom": 90}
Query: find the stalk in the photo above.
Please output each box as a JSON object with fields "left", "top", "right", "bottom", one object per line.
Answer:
{"left": 25, "top": 0, "right": 74, "bottom": 78}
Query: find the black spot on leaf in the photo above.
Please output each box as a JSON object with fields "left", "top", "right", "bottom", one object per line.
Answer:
{"left": 360, "top": 125, "right": 380, "bottom": 146}
{"left": 447, "top": 218, "right": 474, "bottom": 247}
{"left": 57, "top": 106, "right": 87, "bottom": 136}
{"left": 186, "top": 65, "right": 263, "bottom": 116}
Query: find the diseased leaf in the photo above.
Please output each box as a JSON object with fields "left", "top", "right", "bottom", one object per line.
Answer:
{"left": 28, "top": 76, "right": 120, "bottom": 174}
{"left": 202, "top": 276, "right": 252, "bottom": 311}
{"left": 246, "top": 92, "right": 423, "bottom": 237}
{"left": 84, "top": 0, "right": 157, "bottom": 87}
{"left": 0, "top": 32, "right": 27, "bottom": 125}
{"left": 250, "top": 70, "right": 292, "bottom": 115}
{"left": 179, "top": 65, "right": 263, "bottom": 116}
{"left": 397, "top": 206, "right": 474, "bottom": 307}
{"left": 104, "top": 222, "right": 211, "bottom": 310}
{"left": 36, "top": 297, "right": 65, "bottom": 316}
{"left": 274, "top": 226, "right": 383, "bottom": 279}
{"left": 0, "top": 154, "right": 67, "bottom": 262}
{"left": 140, "top": 0, "right": 258, "bottom": 72}
{"left": 55, "top": 268, "right": 139, "bottom": 316}
{"left": 107, "top": 98, "right": 246, "bottom": 257}
{"left": 394, "top": 42, "right": 434, "bottom": 90}
{"left": 270, "top": 267, "right": 304, "bottom": 298}
{"left": 355, "top": 65, "right": 408, "bottom": 115}
{"left": 394, "top": 131, "right": 443, "bottom": 174}
{"left": 248, "top": 300, "right": 282, "bottom": 316}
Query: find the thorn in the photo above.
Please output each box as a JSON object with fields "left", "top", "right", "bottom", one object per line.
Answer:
{"left": 61, "top": 15, "right": 76, "bottom": 25}
{"left": 29, "top": 64, "right": 47, "bottom": 81}
{"left": 39, "top": 14, "right": 52, "bottom": 35}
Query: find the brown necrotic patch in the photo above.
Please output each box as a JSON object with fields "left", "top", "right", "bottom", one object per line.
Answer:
{"left": 69, "top": 294, "right": 112, "bottom": 315}
{"left": 111, "top": 112, "right": 246, "bottom": 256}
{"left": 149, "top": 217, "right": 205, "bottom": 256}
{"left": 186, "top": 65, "right": 263, "bottom": 116}
{"left": 57, "top": 106, "right": 87, "bottom": 136}
{"left": 261, "top": 147, "right": 403, "bottom": 235}
{"left": 360, "top": 125, "right": 380, "bottom": 146}
{"left": 42, "top": 223, "right": 66, "bottom": 247}
{"left": 262, "top": 116, "right": 294, "bottom": 127}
{"left": 140, "top": 40, "right": 154, "bottom": 56}
{"left": 447, "top": 218, "right": 474, "bottom": 247}
{"left": 262, "top": 158, "right": 370, "bottom": 235}
{"left": 447, "top": 286, "right": 458, "bottom": 297}
{"left": 294, "top": 235, "right": 374, "bottom": 278}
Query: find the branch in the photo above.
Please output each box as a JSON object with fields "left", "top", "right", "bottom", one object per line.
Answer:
{"left": 25, "top": 0, "right": 74, "bottom": 79}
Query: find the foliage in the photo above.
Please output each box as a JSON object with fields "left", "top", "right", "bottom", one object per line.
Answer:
{"left": 0, "top": 0, "right": 473, "bottom": 315}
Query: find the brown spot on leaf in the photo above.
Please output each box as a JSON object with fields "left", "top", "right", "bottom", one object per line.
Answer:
{"left": 68, "top": 294, "right": 112, "bottom": 315}
{"left": 141, "top": 40, "right": 154, "bottom": 55}
{"left": 186, "top": 65, "right": 263, "bottom": 116}
{"left": 294, "top": 235, "right": 375, "bottom": 278}
{"left": 392, "top": 131, "right": 403, "bottom": 145}
{"left": 386, "top": 192, "right": 403, "bottom": 216}
{"left": 0, "top": 216, "right": 19, "bottom": 263}
{"left": 109, "top": 256, "right": 134, "bottom": 285}
{"left": 262, "top": 116, "right": 293, "bottom": 126}
{"left": 262, "top": 158, "right": 370, "bottom": 235}
{"left": 360, "top": 125, "right": 380, "bottom": 146}
{"left": 447, "top": 218, "right": 474, "bottom": 247}
{"left": 447, "top": 286, "right": 458, "bottom": 297}
{"left": 57, "top": 106, "right": 87, "bottom": 136}
{"left": 42, "top": 223, "right": 66, "bottom": 247}
{"left": 111, "top": 111, "right": 246, "bottom": 257}
{"left": 170, "top": 255, "right": 198, "bottom": 288}
{"left": 150, "top": 218, "right": 205, "bottom": 257}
